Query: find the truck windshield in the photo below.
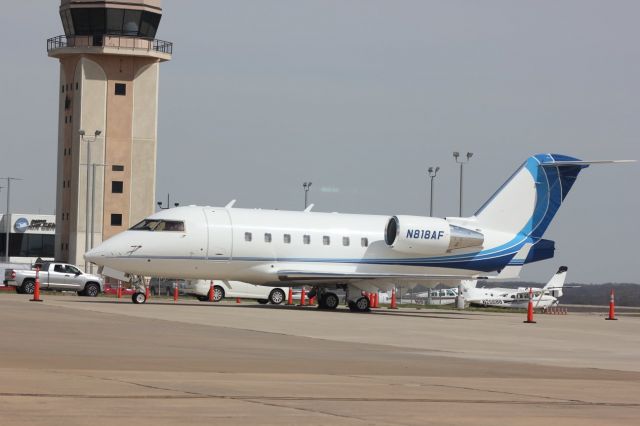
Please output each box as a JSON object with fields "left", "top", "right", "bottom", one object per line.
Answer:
{"left": 130, "top": 220, "right": 185, "bottom": 232}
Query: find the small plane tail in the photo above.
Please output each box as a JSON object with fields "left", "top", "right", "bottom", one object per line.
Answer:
{"left": 543, "top": 265, "right": 568, "bottom": 298}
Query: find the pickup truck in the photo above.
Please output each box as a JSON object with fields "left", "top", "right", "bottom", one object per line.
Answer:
{"left": 4, "top": 262, "right": 104, "bottom": 296}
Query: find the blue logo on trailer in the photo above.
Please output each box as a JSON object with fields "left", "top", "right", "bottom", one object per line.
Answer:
{"left": 14, "top": 217, "right": 29, "bottom": 233}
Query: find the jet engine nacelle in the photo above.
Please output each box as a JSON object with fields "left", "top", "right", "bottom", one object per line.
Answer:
{"left": 385, "top": 215, "right": 484, "bottom": 255}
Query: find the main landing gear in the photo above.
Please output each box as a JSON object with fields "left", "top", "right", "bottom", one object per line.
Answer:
{"left": 346, "top": 284, "right": 370, "bottom": 313}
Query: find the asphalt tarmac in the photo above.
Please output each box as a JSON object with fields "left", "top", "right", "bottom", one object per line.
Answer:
{"left": 1, "top": 293, "right": 639, "bottom": 425}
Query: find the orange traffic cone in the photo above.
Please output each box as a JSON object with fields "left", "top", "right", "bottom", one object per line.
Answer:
{"left": 30, "top": 266, "right": 43, "bottom": 302}
{"left": 606, "top": 289, "right": 617, "bottom": 320}
{"left": 299, "top": 288, "right": 306, "bottom": 306}
{"left": 208, "top": 281, "right": 214, "bottom": 302}
{"left": 287, "top": 287, "right": 293, "bottom": 305}
{"left": 145, "top": 284, "right": 150, "bottom": 301}
{"left": 523, "top": 288, "right": 536, "bottom": 324}
{"left": 173, "top": 285, "right": 179, "bottom": 302}
{"left": 236, "top": 297, "right": 241, "bottom": 304}
{"left": 389, "top": 288, "right": 398, "bottom": 309}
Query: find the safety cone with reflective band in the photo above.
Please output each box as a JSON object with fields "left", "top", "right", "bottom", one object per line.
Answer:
{"left": 389, "top": 288, "right": 398, "bottom": 309}
{"left": 287, "top": 287, "right": 293, "bottom": 305}
{"left": 173, "top": 284, "right": 179, "bottom": 302}
{"left": 523, "top": 288, "right": 536, "bottom": 324}
{"left": 309, "top": 296, "right": 316, "bottom": 306}
{"left": 299, "top": 288, "right": 307, "bottom": 306}
{"left": 236, "top": 297, "right": 241, "bottom": 304}
{"left": 606, "top": 289, "right": 618, "bottom": 320}
{"left": 208, "top": 281, "right": 215, "bottom": 302}
{"left": 145, "top": 284, "right": 150, "bottom": 301}
{"left": 30, "top": 266, "right": 43, "bottom": 302}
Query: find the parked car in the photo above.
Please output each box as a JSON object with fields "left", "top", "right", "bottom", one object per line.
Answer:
{"left": 4, "top": 262, "right": 103, "bottom": 296}
{"left": 148, "top": 278, "right": 190, "bottom": 296}
{"left": 188, "top": 280, "right": 290, "bottom": 304}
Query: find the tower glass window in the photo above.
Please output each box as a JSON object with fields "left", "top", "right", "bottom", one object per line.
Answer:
{"left": 111, "top": 214, "right": 122, "bottom": 226}
{"left": 115, "top": 83, "right": 126, "bottom": 96}
{"left": 65, "top": 8, "right": 161, "bottom": 39}
{"left": 112, "top": 181, "right": 123, "bottom": 193}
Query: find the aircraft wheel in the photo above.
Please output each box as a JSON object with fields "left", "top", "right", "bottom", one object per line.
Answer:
{"left": 321, "top": 292, "right": 339, "bottom": 310}
{"left": 132, "top": 292, "right": 147, "bottom": 304}
{"left": 269, "top": 288, "right": 286, "bottom": 305}
{"left": 350, "top": 296, "right": 370, "bottom": 312}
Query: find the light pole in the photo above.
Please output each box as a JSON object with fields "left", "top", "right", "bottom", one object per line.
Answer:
{"left": 90, "top": 162, "right": 108, "bottom": 258}
{"left": 302, "top": 182, "right": 312, "bottom": 208}
{"left": 2, "top": 177, "right": 22, "bottom": 262}
{"left": 157, "top": 193, "right": 180, "bottom": 210}
{"left": 427, "top": 166, "right": 440, "bottom": 217}
{"left": 453, "top": 152, "right": 473, "bottom": 216}
{"left": 80, "top": 129, "right": 101, "bottom": 271}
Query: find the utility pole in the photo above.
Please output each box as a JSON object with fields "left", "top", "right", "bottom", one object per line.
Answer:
{"left": 427, "top": 166, "right": 440, "bottom": 216}
{"left": 2, "top": 177, "right": 22, "bottom": 262}
{"left": 453, "top": 152, "right": 473, "bottom": 216}
{"left": 302, "top": 182, "right": 312, "bottom": 209}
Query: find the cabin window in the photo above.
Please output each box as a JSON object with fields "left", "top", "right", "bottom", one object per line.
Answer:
{"left": 303, "top": 235, "right": 310, "bottom": 245}
{"left": 361, "top": 237, "right": 369, "bottom": 247}
{"left": 323, "top": 236, "right": 330, "bottom": 246}
{"left": 245, "top": 232, "right": 252, "bottom": 242}
{"left": 284, "top": 234, "right": 291, "bottom": 244}
{"left": 343, "top": 236, "right": 350, "bottom": 246}
{"left": 264, "top": 233, "right": 272, "bottom": 243}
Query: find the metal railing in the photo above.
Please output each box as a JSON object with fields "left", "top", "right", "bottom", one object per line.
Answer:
{"left": 47, "top": 35, "right": 172, "bottom": 55}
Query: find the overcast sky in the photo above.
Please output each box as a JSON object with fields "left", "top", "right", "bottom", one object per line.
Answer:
{"left": 0, "top": 0, "right": 638, "bottom": 283}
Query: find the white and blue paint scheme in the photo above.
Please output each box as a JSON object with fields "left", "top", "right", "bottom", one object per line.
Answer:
{"left": 85, "top": 154, "right": 632, "bottom": 310}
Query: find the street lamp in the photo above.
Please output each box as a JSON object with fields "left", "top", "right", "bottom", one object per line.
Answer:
{"left": 157, "top": 193, "right": 180, "bottom": 210}
{"left": 453, "top": 152, "right": 473, "bottom": 216}
{"left": 2, "top": 177, "right": 22, "bottom": 262}
{"left": 79, "top": 129, "right": 101, "bottom": 271}
{"left": 427, "top": 166, "right": 440, "bottom": 217}
{"left": 302, "top": 182, "right": 312, "bottom": 208}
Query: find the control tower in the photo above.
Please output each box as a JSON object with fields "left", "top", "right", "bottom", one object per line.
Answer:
{"left": 48, "top": 0, "right": 172, "bottom": 269}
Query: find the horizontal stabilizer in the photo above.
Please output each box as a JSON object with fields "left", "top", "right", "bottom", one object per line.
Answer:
{"left": 494, "top": 243, "right": 533, "bottom": 279}
{"left": 541, "top": 159, "right": 635, "bottom": 167}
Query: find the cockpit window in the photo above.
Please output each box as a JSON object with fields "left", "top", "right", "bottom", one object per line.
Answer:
{"left": 130, "top": 219, "right": 185, "bottom": 232}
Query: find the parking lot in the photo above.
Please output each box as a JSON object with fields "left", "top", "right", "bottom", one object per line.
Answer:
{"left": 1, "top": 293, "right": 639, "bottom": 425}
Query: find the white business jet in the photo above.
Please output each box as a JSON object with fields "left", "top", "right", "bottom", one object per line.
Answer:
{"left": 464, "top": 266, "right": 568, "bottom": 309}
{"left": 85, "top": 154, "right": 631, "bottom": 311}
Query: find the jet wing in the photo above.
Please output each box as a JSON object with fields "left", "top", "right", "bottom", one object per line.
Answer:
{"left": 277, "top": 270, "right": 487, "bottom": 283}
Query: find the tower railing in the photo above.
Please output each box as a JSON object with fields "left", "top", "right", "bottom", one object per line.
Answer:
{"left": 47, "top": 35, "right": 172, "bottom": 55}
